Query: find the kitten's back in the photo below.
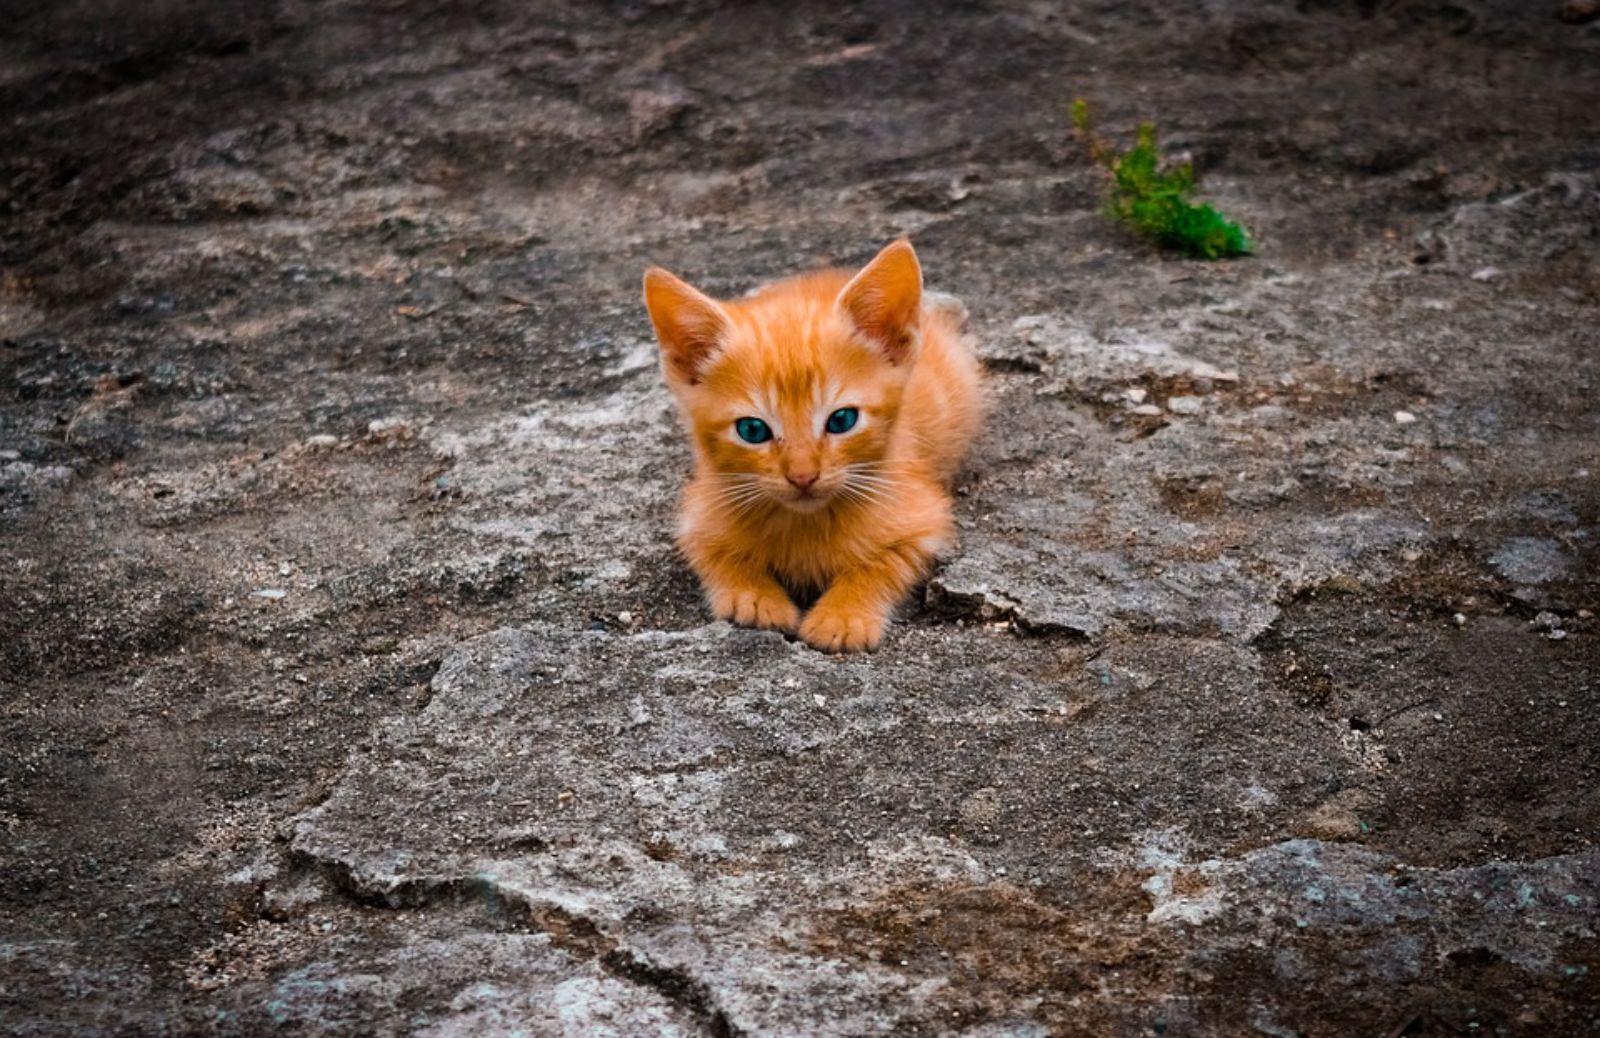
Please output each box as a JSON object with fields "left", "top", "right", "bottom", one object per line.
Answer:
{"left": 902, "top": 298, "right": 983, "bottom": 484}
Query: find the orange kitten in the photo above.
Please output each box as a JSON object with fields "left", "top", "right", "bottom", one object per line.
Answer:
{"left": 643, "top": 240, "right": 983, "bottom": 652}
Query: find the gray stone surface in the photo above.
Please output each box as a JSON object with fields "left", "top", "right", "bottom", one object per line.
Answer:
{"left": 278, "top": 623, "right": 1599, "bottom": 1034}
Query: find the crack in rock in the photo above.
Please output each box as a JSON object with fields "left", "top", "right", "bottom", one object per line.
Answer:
{"left": 291, "top": 841, "right": 740, "bottom": 1037}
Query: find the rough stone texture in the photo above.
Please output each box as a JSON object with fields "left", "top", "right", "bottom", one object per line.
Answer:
{"left": 278, "top": 624, "right": 1599, "bottom": 1034}
{"left": 2, "top": 2, "right": 1598, "bottom": 1036}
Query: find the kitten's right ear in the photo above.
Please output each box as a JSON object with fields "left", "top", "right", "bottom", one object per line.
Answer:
{"left": 643, "top": 267, "right": 730, "bottom": 386}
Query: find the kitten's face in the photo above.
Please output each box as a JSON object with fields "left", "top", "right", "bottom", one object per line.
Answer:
{"left": 644, "top": 242, "right": 923, "bottom": 515}
{"left": 688, "top": 323, "right": 909, "bottom": 513}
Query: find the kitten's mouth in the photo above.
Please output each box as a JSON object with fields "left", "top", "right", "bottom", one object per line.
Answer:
{"left": 784, "top": 489, "right": 832, "bottom": 512}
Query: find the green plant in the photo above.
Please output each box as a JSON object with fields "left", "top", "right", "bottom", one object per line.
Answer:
{"left": 1071, "top": 99, "right": 1251, "bottom": 259}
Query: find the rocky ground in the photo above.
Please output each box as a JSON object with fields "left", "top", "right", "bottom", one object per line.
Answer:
{"left": 2, "top": 1, "right": 1598, "bottom": 1035}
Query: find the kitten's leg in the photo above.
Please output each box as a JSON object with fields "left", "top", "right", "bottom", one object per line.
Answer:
{"left": 800, "top": 538, "right": 935, "bottom": 653}
{"left": 682, "top": 537, "right": 801, "bottom": 633}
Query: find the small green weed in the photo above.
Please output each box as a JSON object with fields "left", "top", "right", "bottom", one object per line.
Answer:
{"left": 1072, "top": 99, "right": 1251, "bottom": 259}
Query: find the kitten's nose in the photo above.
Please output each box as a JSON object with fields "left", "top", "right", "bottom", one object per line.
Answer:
{"left": 787, "top": 470, "right": 819, "bottom": 492}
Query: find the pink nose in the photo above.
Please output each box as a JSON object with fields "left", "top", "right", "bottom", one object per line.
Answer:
{"left": 787, "top": 471, "right": 819, "bottom": 492}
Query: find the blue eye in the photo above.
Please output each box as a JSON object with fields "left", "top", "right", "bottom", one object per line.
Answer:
{"left": 734, "top": 417, "right": 772, "bottom": 444}
{"left": 825, "top": 407, "right": 859, "bottom": 434}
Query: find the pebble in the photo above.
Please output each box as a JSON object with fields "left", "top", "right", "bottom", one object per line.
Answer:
{"left": 617, "top": 610, "right": 634, "bottom": 625}
{"left": 813, "top": 694, "right": 827, "bottom": 708}
{"left": 1393, "top": 410, "right": 1418, "bottom": 425}
{"left": 1452, "top": 613, "right": 1467, "bottom": 627}
{"left": 1531, "top": 613, "right": 1570, "bottom": 639}
{"left": 305, "top": 434, "right": 339, "bottom": 449}
{"left": 1124, "top": 387, "right": 1148, "bottom": 404}
{"left": 1130, "top": 404, "right": 1163, "bottom": 417}
{"left": 1166, "top": 395, "right": 1203, "bottom": 416}
{"left": 252, "top": 588, "right": 288, "bottom": 599}
{"left": 1470, "top": 266, "right": 1502, "bottom": 282}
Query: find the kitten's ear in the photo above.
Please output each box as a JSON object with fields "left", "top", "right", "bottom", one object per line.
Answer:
{"left": 643, "top": 267, "right": 731, "bottom": 386}
{"left": 838, "top": 239, "right": 923, "bottom": 364}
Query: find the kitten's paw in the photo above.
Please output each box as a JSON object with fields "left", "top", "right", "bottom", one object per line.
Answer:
{"left": 713, "top": 588, "right": 800, "bottom": 633}
{"left": 799, "top": 604, "right": 885, "bottom": 653}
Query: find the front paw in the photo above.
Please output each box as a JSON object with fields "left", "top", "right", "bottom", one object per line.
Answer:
{"left": 711, "top": 587, "right": 800, "bottom": 633}
{"left": 799, "top": 603, "right": 886, "bottom": 653}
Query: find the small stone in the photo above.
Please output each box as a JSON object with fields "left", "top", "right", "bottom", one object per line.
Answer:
{"left": 617, "top": 610, "right": 634, "bottom": 625}
{"left": 1393, "top": 410, "right": 1418, "bottom": 425}
{"left": 1130, "top": 404, "right": 1163, "bottom": 417}
{"left": 1124, "top": 387, "right": 1148, "bottom": 404}
{"left": 1166, "top": 395, "right": 1203, "bottom": 416}
{"left": 1533, "top": 611, "right": 1562, "bottom": 630}
{"left": 305, "top": 434, "right": 338, "bottom": 449}
{"left": 252, "top": 588, "right": 288, "bottom": 600}
{"left": 1433, "top": 712, "right": 1444, "bottom": 722}
{"left": 1578, "top": 609, "right": 1593, "bottom": 620}
{"left": 1470, "top": 266, "right": 1502, "bottom": 282}
{"left": 813, "top": 694, "right": 827, "bottom": 707}
{"left": 1452, "top": 613, "right": 1467, "bottom": 627}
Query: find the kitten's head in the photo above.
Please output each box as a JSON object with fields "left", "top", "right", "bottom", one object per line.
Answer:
{"left": 644, "top": 240, "right": 923, "bottom": 514}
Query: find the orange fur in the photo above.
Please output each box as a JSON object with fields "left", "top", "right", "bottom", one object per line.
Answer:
{"left": 643, "top": 240, "right": 983, "bottom": 652}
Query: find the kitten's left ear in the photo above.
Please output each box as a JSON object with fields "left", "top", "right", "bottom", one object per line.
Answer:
{"left": 838, "top": 239, "right": 923, "bottom": 364}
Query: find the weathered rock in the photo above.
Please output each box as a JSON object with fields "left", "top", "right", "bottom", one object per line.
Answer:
{"left": 3, "top": 3, "right": 1598, "bottom": 1036}
{"left": 278, "top": 624, "right": 1600, "bottom": 1034}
